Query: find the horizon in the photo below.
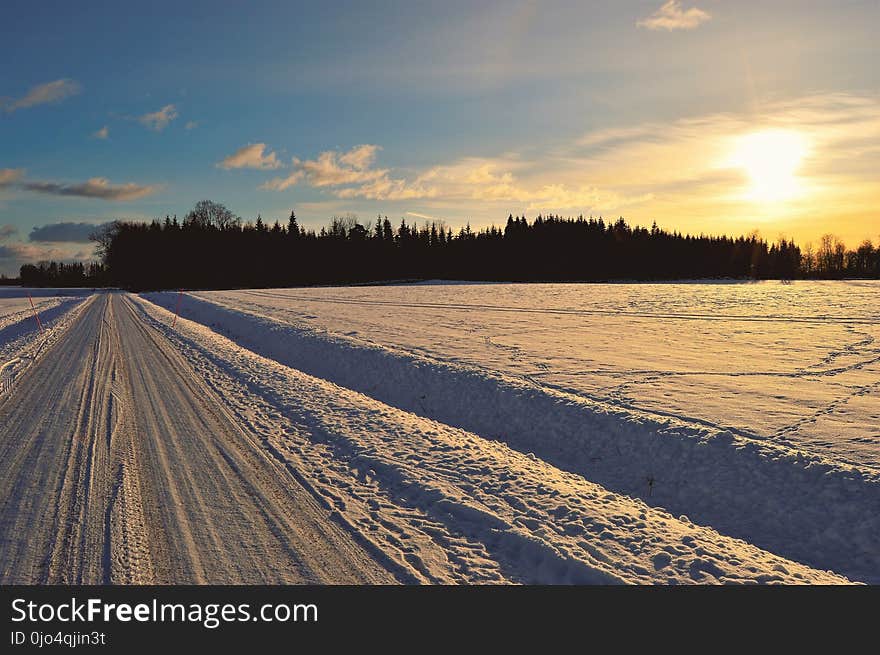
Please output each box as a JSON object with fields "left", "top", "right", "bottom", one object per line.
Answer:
{"left": 2, "top": 1, "right": 879, "bottom": 276}
{"left": 0, "top": 209, "right": 849, "bottom": 276}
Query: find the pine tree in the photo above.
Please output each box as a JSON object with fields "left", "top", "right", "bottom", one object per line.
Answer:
{"left": 288, "top": 210, "right": 299, "bottom": 239}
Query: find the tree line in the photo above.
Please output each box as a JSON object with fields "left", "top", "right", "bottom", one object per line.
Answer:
{"left": 18, "top": 261, "right": 107, "bottom": 288}
{"left": 16, "top": 199, "right": 880, "bottom": 288}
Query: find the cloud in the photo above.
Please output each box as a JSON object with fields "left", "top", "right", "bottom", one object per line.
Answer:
{"left": 272, "top": 147, "right": 641, "bottom": 209}
{"left": 0, "top": 240, "right": 92, "bottom": 276}
{"left": 138, "top": 104, "right": 178, "bottom": 131}
{"left": 0, "top": 244, "right": 28, "bottom": 259}
{"left": 568, "top": 94, "right": 880, "bottom": 188}
{"left": 262, "top": 144, "right": 432, "bottom": 199}
{"left": 638, "top": 1, "right": 711, "bottom": 31}
{"left": 218, "top": 143, "right": 282, "bottom": 170}
{"left": 262, "top": 145, "right": 385, "bottom": 190}
{"left": 555, "top": 92, "right": 880, "bottom": 244}
{"left": 29, "top": 221, "right": 112, "bottom": 243}
{"left": 3, "top": 169, "right": 157, "bottom": 202}
{"left": 261, "top": 93, "right": 880, "bottom": 245}
{"left": 406, "top": 211, "right": 442, "bottom": 221}
{"left": 185, "top": 121, "right": 198, "bottom": 130}
{"left": 0, "top": 242, "right": 61, "bottom": 262}
{"left": 0, "top": 224, "right": 17, "bottom": 240}
{"left": 297, "top": 146, "right": 385, "bottom": 187}
{"left": 261, "top": 143, "right": 652, "bottom": 207}
{"left": 0, "top": 168, "right": 25, "bottom": 187}
{"left": 22, "top": 177, "right": 158, "bottom": 201}
{"left": 2, "top": 79, "right": 81, "bottom": 112}
{"left": 262, "top": 144, "right": 630, "bottom": 206}
{"left": 261, "top": 170, "right": 305, "bottom": 191}
{"left": 417, "top": 160, "right": 526, "bottom": 200}
{"left": 335, "top": 177, "right": 437, "bottom": 201}
{"left": 399, "top": 157, "right": 652, "bottom": 214}
{"left": 92, "top": 125, "right": 109, "bottom": 140}
{"left": 339, "top": 144, "right": 381, "bottom": 170}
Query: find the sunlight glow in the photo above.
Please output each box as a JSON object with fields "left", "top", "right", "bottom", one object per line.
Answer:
{"left": 726, "top": 130, "right": 810, "bottom": 203}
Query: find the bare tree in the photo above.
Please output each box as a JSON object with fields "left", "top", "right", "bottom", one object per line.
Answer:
{"left": 329, "top": 213, "right": 359, "bottom": 238}
{"left": 817, "top": 233, "right": 846, "bottom": 275}
{"left": 856, "top": 239, "right": 875, "bottom": 273}
{"left": 90, "top": 221, "right": 120, "bottom": 260}
{"left": 801, "top": 241, "right": 815, "bottom": 275}
{"left": 184, "top": 200, "right": 241, "bottom": 230}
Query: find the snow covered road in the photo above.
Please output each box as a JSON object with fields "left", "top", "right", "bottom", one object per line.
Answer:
{"left": 0, "top": 293, "right": 394, "bottom": 584}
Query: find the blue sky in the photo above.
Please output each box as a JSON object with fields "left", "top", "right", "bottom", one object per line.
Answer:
{"left": 1, "top": 0, "right": 879, "bottom": 274}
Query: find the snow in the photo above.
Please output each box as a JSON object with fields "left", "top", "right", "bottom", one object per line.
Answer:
{"left": 138, "top": 281, "right": 879, "bottom": 583}
{"left": 2, "top": 281, "right": 867, "bottom": 583}
{"left": 0, "top": 289, "right": 94, "bottom": 396}
{"left": 0, "top": 294, "right": 62, "bottom": 332}
{"left": 188, "top": 281, "right": 880, "bottom": 469}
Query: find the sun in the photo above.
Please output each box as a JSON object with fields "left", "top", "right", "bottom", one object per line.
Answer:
{"left": 726, "top": 129, "right": 809, "bottom": 202}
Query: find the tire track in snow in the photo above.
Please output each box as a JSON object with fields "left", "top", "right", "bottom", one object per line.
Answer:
{"left": 112, "top": 294, "right": 396, "bottom": 583}
{"left": 0, "top": 293, "right": 397, "bottom": 584}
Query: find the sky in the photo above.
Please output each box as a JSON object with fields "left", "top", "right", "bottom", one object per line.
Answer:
{"left": 1, "top": 0, "right": 878, "bottom": 275}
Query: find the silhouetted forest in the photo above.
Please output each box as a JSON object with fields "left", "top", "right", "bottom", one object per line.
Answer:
{"left": 17, "top": 200, "right": 880, "bottom": 288}
{"left": 18, "top": 261, "right": 106, "bottom": 288}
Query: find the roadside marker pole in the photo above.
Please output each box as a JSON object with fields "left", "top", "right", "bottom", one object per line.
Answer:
{"left": 26, "top": 292, "right": 44, "bottom": 334}
{"left": 171, "top": 289, "right": 184, "bottom": 329}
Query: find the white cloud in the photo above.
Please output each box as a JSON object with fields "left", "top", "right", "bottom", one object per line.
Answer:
{"left": 335, "top": 176, "right": 437, "bottom": 201}
{"left": 138, "top": 104, "right": 178, "bottom": 131}
{"left": 218, "top": 143, "right": 283, "bottom": 170}
{"left": 264, "top": 144, "right": 436, "bottom": 200}
{"left": 185, "top": 120, "right": 198, "bottom": 130}
{"left": 261, "top": 169, "right": 305, "bottom": 191}
{"left": 339, "top": 144, "right": 381, "bottom": 170}
{"left": 638, "top": 1, "right": 711, "bottom": 31}
{"left": 262, "top": 145, "right": 390, "bottom": 191}
{"left": 2, "top": 79, "right": 81, "bottom": 112}
{"left": 0, "top": 168, "right": 25, "bottom": 187}
{"left": 405, "top": 211, "right": 442, "bottom": 221}
{"left": 298, "top": 148, "right": 385, "bottom": 187}
{"left": 92, "top": 125, "right": 109, "bottom": 140}
{"left": 400, "top": 157, "right": 652, "bottom": 213}
{"left": 262, "top": 144, "right": 637, "bottom": 207}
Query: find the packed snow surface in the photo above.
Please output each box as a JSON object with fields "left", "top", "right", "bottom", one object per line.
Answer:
{"left": 137, "top": 280, "right": 879, "bottom": 583}
{"left": 1, "top": 293, "right": 392, "bottom": 584}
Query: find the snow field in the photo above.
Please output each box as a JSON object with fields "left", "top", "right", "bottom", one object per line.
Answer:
{"left": 0, "top": 295, "right": 63, "bottom": 332}
{"left": 136, "top": 292, "right": 858, "bottom": 584}
{"left": 196, "top": 283, "right": 880, "bottom": 470}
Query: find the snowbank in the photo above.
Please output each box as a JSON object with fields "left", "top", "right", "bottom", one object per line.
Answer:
{"left": 0, "top": 295, "right": 94, "bottom": 396}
